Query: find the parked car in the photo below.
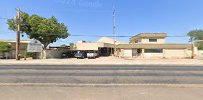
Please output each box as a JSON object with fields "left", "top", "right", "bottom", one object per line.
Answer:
{"left": 61, "top": 52, "right": 75, "bottom": 58}
{"left": 61, "top": 53, "right": 68, "bottom": 58}
{"left": 74, "top": 51, "right": 87, "bottom": 59}
{"left": 87, "top": 51, "right": 98, "bottom": 59}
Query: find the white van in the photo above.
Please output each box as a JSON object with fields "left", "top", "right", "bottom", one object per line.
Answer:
{"left": 87, "top": 51, "right": 98, "bottom": 59}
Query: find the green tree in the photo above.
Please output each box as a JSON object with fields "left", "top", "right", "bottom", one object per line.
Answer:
{"left": 198, "top": 42, "right": 203, "bottom": 50}
{"left": 0, "top": 42, "right": 11, "bottom": 52}
{"left": 7, "top": 12, "right": 70, "bottom": 50}
{"left": 61, "top": 44, "right": 67, "bottom": 47}
{"left": 188, "top": 30, "right": 203, "bottom": 41}
{"left": 187, "top": 29, "right": 203, "bottom": 50}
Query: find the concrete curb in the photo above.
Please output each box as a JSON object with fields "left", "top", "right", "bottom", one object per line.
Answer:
{"left": 0, "top": 64, "right": 203, "bottom": 67}
{"left": 0, "top": 83, "right": 203, "bottom": 88}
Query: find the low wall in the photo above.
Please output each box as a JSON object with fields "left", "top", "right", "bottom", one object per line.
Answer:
{"left": 0, "top": 52, "right": 3, "bottom": 58}
{"left": 46, "top": 49, "right": 69, "bottom": 59}
{"left": 187, "top": 50, "right": 203, "bottom": 59}
{"left": 198, "top": 50, "right": 203, "bottom": 59}
{"left": 143, "top": 53, "right": 163, "bottom": 58}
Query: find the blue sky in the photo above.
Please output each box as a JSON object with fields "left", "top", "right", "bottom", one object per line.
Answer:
{"left": 0, "top": 0, "right": 203, "bottom": 46}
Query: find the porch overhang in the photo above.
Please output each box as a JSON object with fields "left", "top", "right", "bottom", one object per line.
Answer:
{"left": 117, "top": 44, "right": 192, "bottom": 49}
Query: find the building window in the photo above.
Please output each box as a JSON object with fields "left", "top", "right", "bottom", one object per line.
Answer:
{"left": 144, "top": 49, "right": 163, "bottom": 53}
{"left": 149, "top": 39, "right": 157, "bottom": 42}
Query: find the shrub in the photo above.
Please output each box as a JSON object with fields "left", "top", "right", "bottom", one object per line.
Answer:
{"left": 0, "top": 42, "right": 11, "bottom": 52}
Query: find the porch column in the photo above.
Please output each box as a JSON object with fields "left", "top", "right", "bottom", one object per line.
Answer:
{"left": 142, "top": 49, "right": 145, "bottom": 58}
{"left": 163, "top": 49, "right": 166, "bottom": 58}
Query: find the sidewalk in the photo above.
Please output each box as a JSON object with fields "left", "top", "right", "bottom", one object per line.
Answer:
{"left": 0, "top": 56, "right": 203, "bottom": 66}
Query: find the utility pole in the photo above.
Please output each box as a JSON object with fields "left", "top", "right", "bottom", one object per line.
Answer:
{"left": 113, "top": 8, "right": 116, "bottom": 56}
{"left": 16, "top": 8, "right": 21, "bottom": 60}
{"left": 192, "top": 43, "right": 195, "bottom": 59}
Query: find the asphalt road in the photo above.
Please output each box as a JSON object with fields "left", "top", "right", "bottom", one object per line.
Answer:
{"left": 0, "top": 65, "right": 203, "bottom": 84}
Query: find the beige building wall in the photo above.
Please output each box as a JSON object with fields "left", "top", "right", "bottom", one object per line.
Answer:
{"left": 0, "top": 41, "right": 41, "bottom": 59}
{"left": 143, "top": 49, "right": 190, "bottom": 59}
{"left": 71, "top": 43, "right": 102, "bottom": 50}
{"left": 116, "top": 49, "right": 126, "bottom": 58}
{"left": 143, "top": 53, "right": 163, "bottom": 58}
{"left": 71, "top": 43, "right": 114, "bottom": 51}
{"left": 198, "top": 50, "right": 203, "bottom": 59}
{"left": 116, "top": 48, "right": 190, "bottom": 59}
{"left": 123, "top": 49, "right": 133, "bottom": 57}
{"left": 163, "top": 49, "right": 187, "bottom": 58}
{"left": 130, "top": 38, "right": 166, "bottom": 44}
{"left": 140, "top": 38, "right": 165, "bottom": 44}
{"left": 97, "top": 37, "right": 126, "bottom": 45}
{"left": 187, "top": 50, "right": 203, "bottom": 59}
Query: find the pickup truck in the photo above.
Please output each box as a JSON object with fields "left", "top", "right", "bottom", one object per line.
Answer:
{"left": 87, "top": 51, "right": 98, "bottom": 59}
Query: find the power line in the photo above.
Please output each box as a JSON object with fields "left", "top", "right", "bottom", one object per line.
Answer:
{"left": 0, "top": 17, "right": 9, "bottom": 20}
{"left": 0, "top": 33, "right": 189, "bottom": 37}
{"left": 71, "top": 35, "right": 130, "bottom": 37}
{"left": 70, "top": 34, "right": 188, "bottom": 38}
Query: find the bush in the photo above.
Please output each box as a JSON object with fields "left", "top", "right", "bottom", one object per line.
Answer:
{"left": 0, "top": 42, "right": 11, "bottom": 52}
{"left": 24, "top": 50, "right": 35, "bottom": 58}
{"left": 198, "top": 42, "right": 203, "bottom": 50}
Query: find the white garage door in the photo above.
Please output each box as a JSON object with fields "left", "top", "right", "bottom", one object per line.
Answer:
{"left": 124, "top": 49, "right": 132, "bottom": 57}
{"left": 165, "top": 49, "right": 185, "bottom": 58}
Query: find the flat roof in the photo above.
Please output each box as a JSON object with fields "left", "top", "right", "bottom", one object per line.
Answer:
{"left": 71, "top": 42, "right": 114, "bottom": 51}
{"left": 0, "top": 40, "right": 31, "bottom": 43}
{"left": 117, "top": 44, "right": 192, "bottom": 49}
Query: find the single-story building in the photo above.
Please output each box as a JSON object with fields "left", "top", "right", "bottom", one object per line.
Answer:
{"left": 71, "top": 42, "right": 114, "bottom": 56}
{"left": 0, "top": 40, "right": 30, "bottom": 59}
{"left": 71, "top": 37, "right": 126, "bottom": 56}
{"left": 116, "top": 44, "right": 192, "bottom": 58}
{"left": 0, "top": 40, "right": 42, "bottom": 59}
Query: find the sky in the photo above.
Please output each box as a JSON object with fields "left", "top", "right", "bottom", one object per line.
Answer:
{"left": 0, "top": 0, "right": 203, "bottom": 46}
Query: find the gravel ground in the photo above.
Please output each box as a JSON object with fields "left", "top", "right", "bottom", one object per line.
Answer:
{"left": 0, "top": 56, "right": 203, "bottom": 66}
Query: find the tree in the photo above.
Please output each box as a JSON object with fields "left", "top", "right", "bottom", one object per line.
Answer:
{"left": 198, "top": 42, "right": 203, "bottom": 50}
{"left": 0, "top": 42, "right": 11, "bottom": 52}
{"left": 0, "top": 42, "right": 11, "bottom": 58}
{"left": 7, "top": 12, "right": 70, "bottom": 50}
{"left": 61, "top": 44, "right": 67, "bottom": 47}
{"left": 187, "top": 29, "right": 203, "bottom": 50}
{"left": 0, "top": 42, "right": 11, "bottom": 59}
